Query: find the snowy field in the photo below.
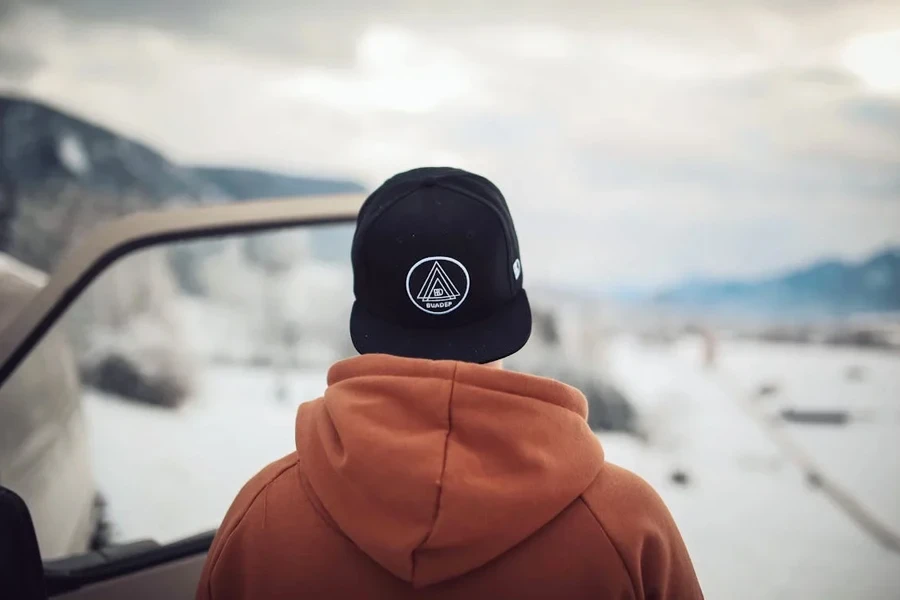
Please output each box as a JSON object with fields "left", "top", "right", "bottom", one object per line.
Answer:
{"left": 601, "top": 336, "right": 900, "bottom": 600}
{"left": 84, "top": 367, "right": 327, "bottom": 544}
{"left": 83, "top": 334, "right": 900, "bottom": 600}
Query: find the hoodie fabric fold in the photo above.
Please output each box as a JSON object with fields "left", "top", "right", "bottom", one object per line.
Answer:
{"left": 297, "top": 355, "right": 604, "bottom": 586}
{"left": 197, "top": 354, "right": 703, "bottom": 600}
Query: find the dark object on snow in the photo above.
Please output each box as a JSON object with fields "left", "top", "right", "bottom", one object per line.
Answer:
{"left": 756, "top": 383, "right": 779, "bottom": 398}
{"left": 736, "top": 454, "right": 782, "bottom": 473}
{"left": 528, "top": 368, "right": 639, "bottom": 436}
{"left": 806, "top": 471, "right": 823, "bottom": 488}
{"left": 846, "top": 365, "right": 865, "bottom": 382}
{"left": 532, "top": 309, "right": 560, "bottom": 346}
{"left": 826, "top": 328, "right": 895, "bottom": 350}
{"left": 88, "top": 493, "right": 112, "bottom": 551}
{"left": 248, "top": 354, "right": 276, "bottom": 368}
{"left": 780, "top": 408, "right": 850, "bottom": 426}
{"left": 81, "top": 354, "right": 188, "bottom": 408}
{"left": 581, "top": 378, "right": 640, "bottom": 435}
{"left": 669, "top": 470, "right": 690, "bottom": 487}
{"left": 89, "top": 493, "right": 112, "bottom": 551}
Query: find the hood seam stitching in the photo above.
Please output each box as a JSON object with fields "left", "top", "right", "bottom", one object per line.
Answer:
{"left": 296, "top": 465, "right": 343, "bottom": 536}
{"left": 205, "top": 459, "right": 297, "bottom": 596}
{"left": 578, "top": 492, "right": 638, "bottom": 597}
{"left": 410, "top": 361, "right": 459, "bottom": 584}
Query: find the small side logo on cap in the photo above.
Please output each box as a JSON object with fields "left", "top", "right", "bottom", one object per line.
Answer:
{"left": 406, "top": 256, "right": 470, "bottom": 315}
{"left": 513, "top": 258, "right": 521, "bottom": 280}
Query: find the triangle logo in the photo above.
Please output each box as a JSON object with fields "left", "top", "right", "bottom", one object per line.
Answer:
{"left": 417, "top": 261, "right": 461, "bottom": 302}
{"left": 406, "top": 256, "right": 470, "bottom": 315}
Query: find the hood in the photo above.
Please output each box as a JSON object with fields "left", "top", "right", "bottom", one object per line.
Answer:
{"left": 295, "top": 354, "right": 605, "bottom": 587}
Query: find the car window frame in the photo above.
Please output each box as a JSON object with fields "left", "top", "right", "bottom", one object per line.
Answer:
{"left": 0, "top": 192, "right": 365, "bottom": 594}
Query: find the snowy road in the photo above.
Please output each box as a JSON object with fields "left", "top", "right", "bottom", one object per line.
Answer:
{"left": 602, "top": 336, "right": 900, "bottom": 600}
{"left": 719, "top": 340, "right": 900, "bottom": 539}
{"left": 83, "top": 336, "right": 900, "bottom": 599}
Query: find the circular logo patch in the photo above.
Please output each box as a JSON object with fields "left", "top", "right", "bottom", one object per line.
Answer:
{"left": 406, "top": 256, "right": 470, "bottom": 315}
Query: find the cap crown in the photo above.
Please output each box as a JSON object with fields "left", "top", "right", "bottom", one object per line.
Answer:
{"left": 351, "top": 167, "right": 524, "bottom": 329}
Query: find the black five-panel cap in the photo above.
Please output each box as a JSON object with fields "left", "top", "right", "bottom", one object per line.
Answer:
{"left": 350, "top": 166, "right": 532, "bottom": 364}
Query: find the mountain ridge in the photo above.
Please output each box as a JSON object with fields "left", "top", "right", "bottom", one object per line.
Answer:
{"left": 0, "top": 93, "right": 364, "bottom": 271}
{"left": 653, "top": 246, "right": 900, "bottom": 315}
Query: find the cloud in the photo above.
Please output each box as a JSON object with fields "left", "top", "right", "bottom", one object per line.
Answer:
{"left": 0, "top": 5, "right": 45, "bottom": 81}
{"left": 0, "top": 43, "right": 42, "bottom": 81}
{"left": 1, "top": 1, "right": 899, "bottom": 287}
{"left": 840, "top": 29, "right": 900, "bottom": 93}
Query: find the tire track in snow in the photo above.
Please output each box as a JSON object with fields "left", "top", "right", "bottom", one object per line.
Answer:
{"left": 714, "top": 370, "right": 900, "bottom": 555}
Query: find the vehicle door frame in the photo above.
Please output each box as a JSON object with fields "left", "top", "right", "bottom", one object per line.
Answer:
{"left": 0, "top": 193, "right": 365, "bottom": 597}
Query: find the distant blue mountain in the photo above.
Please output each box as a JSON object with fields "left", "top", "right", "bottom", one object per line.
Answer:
{"left": 654, "top": 248, "right": 900, "bottom": 315}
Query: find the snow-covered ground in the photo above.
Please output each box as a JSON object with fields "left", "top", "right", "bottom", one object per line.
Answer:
{"left": 85, "top": 367, "right": 327, "bottom": 544}
{"left": 718, "top": 340, "right": 900, "bottom": 536}
{"left": 601, "top": 335, "right": 900, "bottom": 600}
{"left": 82, "top": 334, "right": 900, "bottom": 599}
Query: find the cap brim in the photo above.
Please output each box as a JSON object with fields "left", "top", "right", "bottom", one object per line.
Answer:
{"left": 350, "top": 291, "right": 532, "bottom": 364}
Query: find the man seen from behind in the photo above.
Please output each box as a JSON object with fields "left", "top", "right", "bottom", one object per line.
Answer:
{"left": 197, "top": 166, "right": 704, "bottom": 599}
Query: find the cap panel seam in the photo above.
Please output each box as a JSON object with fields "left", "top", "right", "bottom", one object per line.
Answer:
{"left": 353, "top": 186, "right": 424, "bottom": 291}
{"left": 432, "top": 180, "right": 517, "bottom": 296}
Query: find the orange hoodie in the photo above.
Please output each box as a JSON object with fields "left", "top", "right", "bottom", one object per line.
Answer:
{"left": 197, "top": 354, "right": 703, "bottom": 599}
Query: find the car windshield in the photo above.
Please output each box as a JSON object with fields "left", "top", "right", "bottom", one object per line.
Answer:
{"left": 1, "top": 4, "right": 900, "bottom": 599}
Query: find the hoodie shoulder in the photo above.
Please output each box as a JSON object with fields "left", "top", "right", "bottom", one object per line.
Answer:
{"left": 196, "top": 452, "right": 299, "bottom": 600}
{"left": 581, "top": 463, "right": 704, "bottom": 600}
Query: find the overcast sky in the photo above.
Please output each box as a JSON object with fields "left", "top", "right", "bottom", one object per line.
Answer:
{"left": 1, "top": 0, "right": 899, "bottom": 289}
